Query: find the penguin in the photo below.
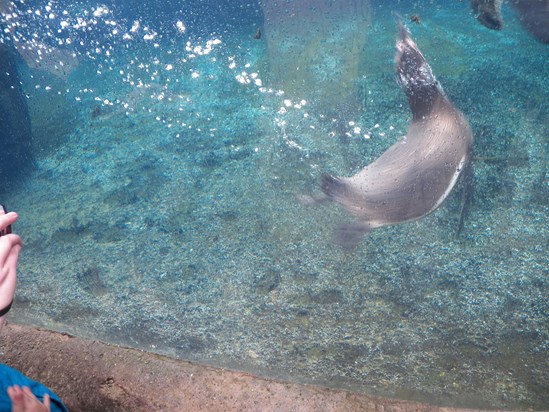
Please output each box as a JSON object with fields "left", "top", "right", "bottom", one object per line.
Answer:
{"left": 471, "top": 0, "right": 503, "bottom": 30}
{"left": 319, "top": 21, "right": 474, "bottom": 248}
{"left": 471, "top": 0, "right": 549, "bottom": 43}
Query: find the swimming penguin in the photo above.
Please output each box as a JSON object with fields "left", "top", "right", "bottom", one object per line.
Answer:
{"left": 513, "top": 0, "right": 549, "bottom": 43}
{"left": 470, "top": 0, "right": 549, "bottom": 43}
{"left": 319, "top": 21, "right": 474, "bottom": 248}
{"left": 471, "top": 0, "right": 503, "bottom": 30}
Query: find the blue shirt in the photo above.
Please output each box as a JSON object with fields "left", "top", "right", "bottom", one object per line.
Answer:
{"left": 0, "top": 364, "right": 68, "bottom": 412}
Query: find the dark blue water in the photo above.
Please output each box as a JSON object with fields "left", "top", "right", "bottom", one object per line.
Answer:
{"left": 1, "top": 0, "right": 547, "bottom": 409}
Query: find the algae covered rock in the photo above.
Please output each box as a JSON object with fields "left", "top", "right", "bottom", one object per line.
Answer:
{"left": 0, "top": 43, "right": 34, "bottom": 191}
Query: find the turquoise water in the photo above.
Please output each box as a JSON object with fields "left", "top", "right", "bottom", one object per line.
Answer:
{"left": 1, "top": 0, "right": 547, "bottom": 409}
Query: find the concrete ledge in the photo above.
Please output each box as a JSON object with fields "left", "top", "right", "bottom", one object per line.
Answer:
{"left": 0, "top": 323, "right": 489, "bottom": 411}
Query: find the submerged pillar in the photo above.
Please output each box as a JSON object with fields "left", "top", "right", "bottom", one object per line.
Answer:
{"left": 260, "top": 0, "right": 371, "bottom": 114}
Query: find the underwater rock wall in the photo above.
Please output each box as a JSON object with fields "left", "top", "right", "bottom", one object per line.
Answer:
{"left": 0, "top": 43, "right": 33, "bottom": 192}
{"left": 260, "top": 0, "right": 371, "bottom": 114}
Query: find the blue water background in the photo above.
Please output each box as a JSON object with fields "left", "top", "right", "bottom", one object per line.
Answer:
{"left": 1, "top": 0, "right": 547, "bottom": 409}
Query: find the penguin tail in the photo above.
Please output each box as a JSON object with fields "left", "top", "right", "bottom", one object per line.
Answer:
{"left": 321, "top": 174, "right": 348, "bottom": 200}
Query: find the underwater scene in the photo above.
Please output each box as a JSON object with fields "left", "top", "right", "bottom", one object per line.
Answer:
{"left": 0, "top": 0, "right": 547, "bottom": 409}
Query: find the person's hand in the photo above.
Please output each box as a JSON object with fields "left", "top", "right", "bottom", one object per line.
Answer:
{"left": 7, "top": 385, "right": 51, "bottom": 412}
{"left": 0, "top": 209, "right": 21, "bottom": 325}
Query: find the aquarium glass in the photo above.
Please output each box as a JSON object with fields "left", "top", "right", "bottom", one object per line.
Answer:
{"left": 0, "top": 0, "right": 547, "bottom": 409}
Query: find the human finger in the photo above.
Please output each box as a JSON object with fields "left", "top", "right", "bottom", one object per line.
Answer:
{"left": 7, "top": 385, "right": 25, "bottom": 412}
{"left": 21, "top": 386, "right": 51, "bottom": 412}
{"left": 0, "top": 234, "right": 22, "bottom": 267}
{"left": 43, "top": 394, "right": 51, "bottom": 410}
{"left": 4, "top": 238, "right": 22, "bottom": 269}
{"left": 0, "top": 211, "right": 17, "bottom": 233}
